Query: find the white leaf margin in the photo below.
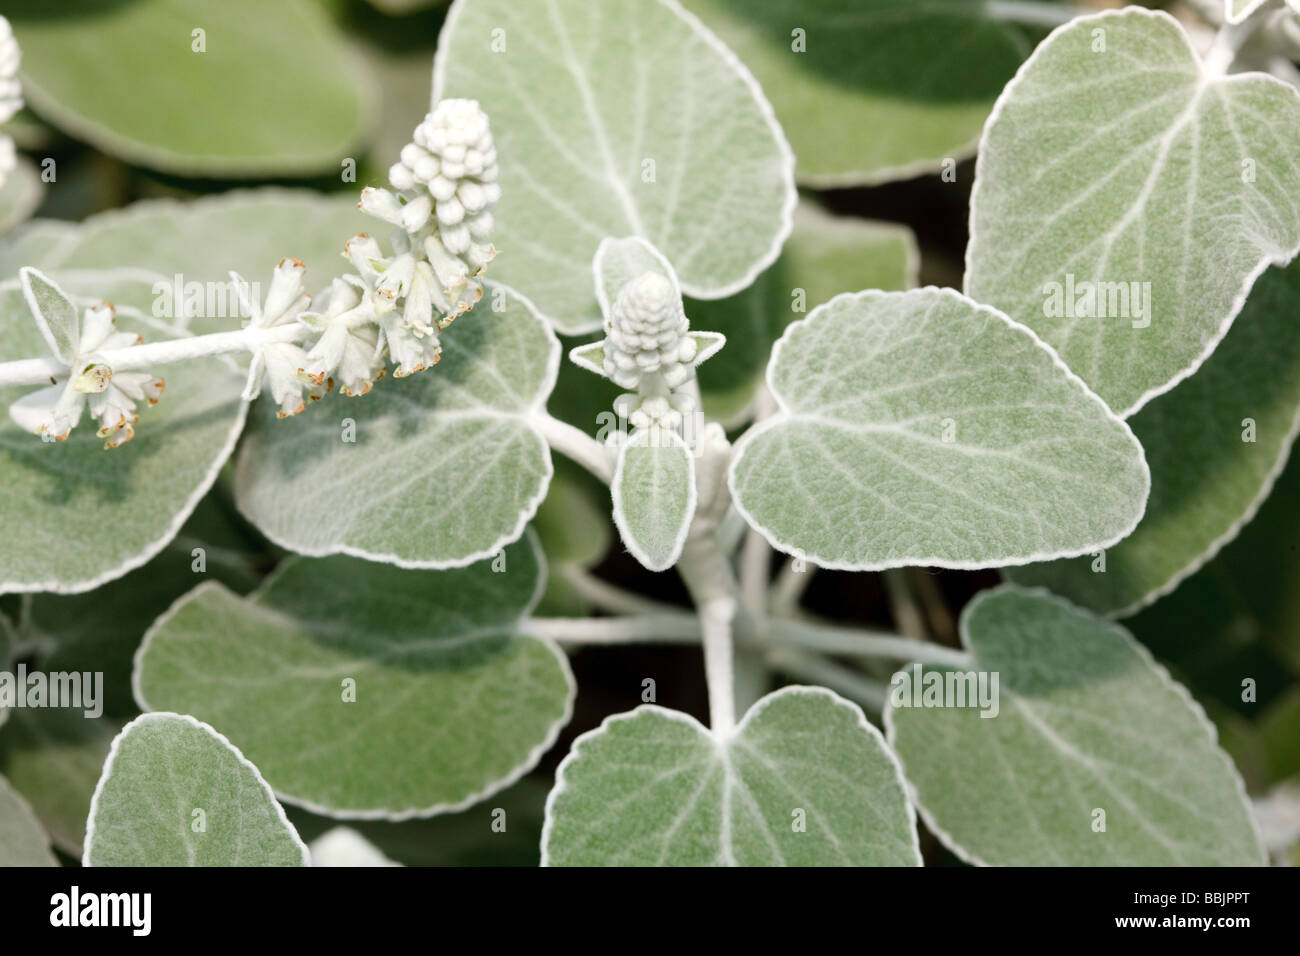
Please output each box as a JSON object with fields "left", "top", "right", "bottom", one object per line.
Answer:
{"left": 131, "top": 528, "right": 578, "bottom": 822}
{"left": 1099, "top": 397, "right": 1300, "bottom": 619}
{"left": 963, "top": 7, "right": 1300, "bottom": 419}
{"left": 431, "top": 0, "right": 798, "bottom": 319}
{"left": 610, "top": 427, "right": 698, "bottom": 572}
{"left": 83, "top": 711, "right": 312, "bottom": 867}
{"left": 540, "top": 684, "right": 923, "bottom": 866}
{"left": 0, "top": 268, "right": 250, "bottom": 595}
{"left": 882, "top": 584, "right": 1267, "bottom": 867}
{"left": 234, "top": 283, "right": 562, "bottom": 572}
{"left": 728, "top": 286, "right": 1151, "bottom": 572}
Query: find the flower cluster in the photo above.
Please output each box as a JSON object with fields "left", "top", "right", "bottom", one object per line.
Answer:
{"left": 0, "top": 15, "right": 23, "bottom": 187}
{"left": 238, "top": 98, "right": 501, "bottom": 416}
{"left": 6, "top": 99, "right": 501, "bottom": 448}
{"left": 579, "top": 268, "right": 722, "bottom": 432}
{"left": 9, "top": 300, "right": 164, "bottom": 448}
{"left": 349, "top": 97, "right": 500, "bottom": 377}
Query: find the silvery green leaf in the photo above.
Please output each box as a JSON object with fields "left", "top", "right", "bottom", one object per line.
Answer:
{"left": 0, "top": 275, "right": 248, "bottom": 594}
{"left": 1, "top": 191, "right": 367, "bottom": 328}
{"left": 84, "top": 712, "right": 309, "bottom": 866}
{"left": 20, "top": 266, "right": 78, "bottom": 363}
{"left": 134, "top": 535, "right": 575, "bottom": 819}
{"left": 694, "top": 202, "right": 917, "bottom": 426}
{"left": 682, "top": 0, "right": 1027, "bottom": 186}
{"left": 235, "top": 286, "right": 558, "bottom": 568}
{"left": 0, "top": 771, "right": 57, "bottom": 866}
{"left": 1007, "top": 260, "right": 1300, "bottom": 615}
{"left": 433, "top": 0, "right": 796, "bottom": 334}
{"left": 543, "top": 686, "right": 920, "bottom": 866}
{"left": 729, "top": 288, "right": 1150, "bottom": 571}
{"left": 0, "top": 158, "right": 41, "bottom": 236}
{"left": 966, "top": 8, "right": 1300, "bottom": 417}
{"left": 9, "top": 0, "right": 374, "bottom": 177}
{"left": 886, "top": 585, "right": 1266, "bottom": 866}
{"left": 611, "top": 428, "right": 696, "bottom": 572}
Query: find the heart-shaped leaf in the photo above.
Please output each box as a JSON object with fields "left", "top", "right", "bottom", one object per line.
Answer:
{"left": 433, "top": 0, "right": 796, "bottom": 334}
{"left": 885, "top": 585, "right": 1266, "bottom": 866}
{"left": 966, "top": 8, "right": 1300, "bottom": 416}
{"left": 235, "top": 285, "right": 558, "bottom": 568}
{"left": 543, "top": 686, "right": 920, "bottom": 866}
{"left": 134, "top": 535, "right": 575, "bottom": 818}
{"left": 729, "top": 287, "right": 1150, "bottom": 570}
{"left": 84, "top": 712, "right": 309, "bottom": 866}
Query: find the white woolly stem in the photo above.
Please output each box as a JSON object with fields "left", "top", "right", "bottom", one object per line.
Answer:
{"left": 0, "top": 324, "right": 307, "bottom": 388}
{"left": 530, "top": 409, "right": 614, "bottom": 483}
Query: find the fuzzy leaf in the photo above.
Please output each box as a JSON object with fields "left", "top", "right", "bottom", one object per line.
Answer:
{"left": 235, "top": 286, "right": 558, "bottom": 568}
{"left": 543, "top": 686, "right": 920, "bottom": 866}
{"left": 885, "top": 586, "right": 1266, "bottom": 866}
{"left": 84, "top": 713, "right": 309, "bottom": 866}
{"left": 134, "top": 535, "right": 575, "bottom": 818}
{"left": 966, "top": 8, "right": 1300, "bottom": 416}
{"left": 729, "top": 288, "right": 1150, "bottom": 570}
{"left": 433, "top": 0, "right": 796, "bottom": 334}
{"left": 611, "top": 428, "right": 696, "bottom": 571}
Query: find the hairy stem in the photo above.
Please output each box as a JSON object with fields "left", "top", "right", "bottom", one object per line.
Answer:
{"left": 676, "top": 535, "right": 740, "bottom": 735}
{"left": 0, "top": 324, "right": 304, "bottom": 389}
{"left": 559, "top": 566, "right": 676, "bottom": 616}
{"left": 520, "top": 614, "right": 700, "bottom": 645}
{"left": 768, "top": 647, "right": 890, "bottom": 713}
{"left": 529, "top": 409, "right": 613, "bottom": 483}
{"left": 767, "top": 618, "right": 972, "bottom": 668}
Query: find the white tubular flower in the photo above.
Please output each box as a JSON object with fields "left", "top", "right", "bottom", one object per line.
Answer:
{"left": 381, "top": 260, "right": 442, "bottom": 377}
{"left": 356, "top": 98, "right": 499, "bottom": 345}
{"left": 8, "top": 302, "right": 164, "bottom": 448}
{"left": 300, "top": 277, "right": 386, "bottom": 397}
{"left": 0, "top": 15, "right": 23, "bottom": 188}
{"left": 236, "top": 258, "right": 327, "bottom": 419}
{"left": 602, "top": 272, "right": 693, "bottom": 390}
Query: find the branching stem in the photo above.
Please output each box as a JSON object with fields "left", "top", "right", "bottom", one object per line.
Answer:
{"left": 0, "top": 324, "right": 305, "bottom": 388}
